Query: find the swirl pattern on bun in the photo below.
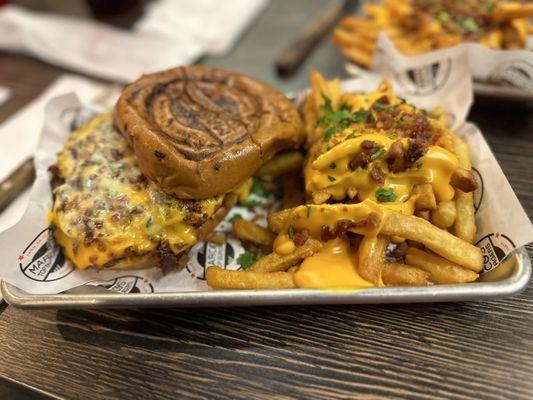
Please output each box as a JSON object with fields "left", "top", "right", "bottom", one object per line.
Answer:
{"left": 115, "top": 66, "right": 304, "bottom": 199}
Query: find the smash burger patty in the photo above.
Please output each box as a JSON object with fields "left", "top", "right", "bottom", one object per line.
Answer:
{"left": 49, "top": 114, "right": 249, "bottom": 270}
{"left": 115, "top": 65, "right": 304, "bottom": 199}
{"left": 50, "top": 66, "right": 304, "bottom": 270}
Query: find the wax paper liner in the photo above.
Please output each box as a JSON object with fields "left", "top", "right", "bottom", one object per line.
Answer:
{"left": 0, "top": 79, "right": 531, "bottom": 295}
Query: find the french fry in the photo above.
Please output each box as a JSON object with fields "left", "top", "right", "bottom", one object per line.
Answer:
{"left": 454, "top": 190, "right": 476, "bottom": 243}
{"left": 450, "top": 168, "right": 478, "bottom": 193}
{"left": 406, "top": 248, "right": 479, "bottom": 284}
{"left": 358, "top": 235, "right": 388, "bottom": 285}
{"left": 256, "top": 151, "right": 304, "bottom": 181}
{"left": 206, "top": 266, "right": 295, "bottom": 289}
{"left": 381, "top": 211, "right": 483, "bottom": 272}
{"left": 494, "top": 3, "right": 533, "bottom": 22}
{"left": 340, "top": 46, "right": 374, "bottom": 69}
{"left": 382, "top": 263, "right": 432, "bottom": 286}
{"left": 413, "top": 183, "right": 437, "bottom": 211}
{"left": 452, "top": 134, "right": 476, "bottom": 243}
{"left": 334, "top": 0, "right": 530, "bottom": 68}
{"left": 232, "top": 219, "right": 275, "bottom": 248}
{"left": 281, "top": 173, "right": 305, "bottom": 210}
{"left": 431, "top": 201, "right": 457, "bottom": 229}
{"left": 333, "top": 28, "right": 377, "bottom": 53}
{"left": 267, "top": 208, "right": 293, "bottom": 233}
{"left": 248, "top": 238, "right": 322, "bottom": 273}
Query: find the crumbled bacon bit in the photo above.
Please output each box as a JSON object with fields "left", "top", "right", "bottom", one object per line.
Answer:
{"left": 293, "top": 229, "right": 310, "bottom": 246}
{"left": 390, "top": 242, "right": 408, "bottom": 260}
{"left": 321, "top": 225, "right": 337, "bottom": 242}
{"left": 336, "top": 219, "right": 357, "bottom": 238}
{"left": 386, "top": 140, "right": 406, "bottom": 173}
{"left": 370, "top": 165, "right": 385, "bottom": 184}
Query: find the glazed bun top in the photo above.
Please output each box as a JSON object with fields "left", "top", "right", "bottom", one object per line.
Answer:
{"left": 115, "top": 65, "right": 304, "bottom": 199}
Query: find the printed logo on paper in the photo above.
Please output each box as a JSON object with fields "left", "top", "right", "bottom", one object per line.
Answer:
{"left": 394, "top": 59, "right": 452, "bottom": 96}
{"left": 476, "top": 233, "right": 516, "bottom": 273}
{"left": 18, "top": 227, "right": 73, "bottom": 282}
{"left": 488, "top": 60, "right": 533, "bottom": 91}
{"left": 186, "top": 233, "right": 239, "bottom": 281}
{"left": 88, "top": 276, "right": 154, "bottom": 294}
{"left": 472, "top": 167, "right": 484, "bottom": 213}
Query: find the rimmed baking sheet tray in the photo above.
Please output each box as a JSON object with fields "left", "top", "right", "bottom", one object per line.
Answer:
{"left": 2, "top": 247, "right": 530, "bottom": 309}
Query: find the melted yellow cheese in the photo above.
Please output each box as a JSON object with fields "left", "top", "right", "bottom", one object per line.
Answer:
{"left": 50, "top": 114, "right": 250, "bottom": 269}
{"left": 294, "top": 238, "right": 373, "bottom": 289}
{"left": 273, "top": 199, "right": 385, "bottom": 254}
{"left": 306, "top": 134, "right": 458, "bottom": 213}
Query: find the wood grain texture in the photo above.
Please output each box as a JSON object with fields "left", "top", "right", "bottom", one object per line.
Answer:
{"left": 0, "top": 1, "right": 532, "bottom": 399}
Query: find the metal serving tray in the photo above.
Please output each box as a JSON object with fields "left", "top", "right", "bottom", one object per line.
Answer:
{"left": 1, "top": 247, "right": 530, "bottom": 309}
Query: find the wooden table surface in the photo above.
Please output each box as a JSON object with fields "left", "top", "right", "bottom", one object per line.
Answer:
{"left": 0, "top": 2, "right": 532, "bottom": 399}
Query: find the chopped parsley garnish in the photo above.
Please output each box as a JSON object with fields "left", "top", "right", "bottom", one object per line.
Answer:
{"left": 328, "top": 175, "right": 336, "bottom": 182}
{"left": 237, "top": 251, "right": 261, "bottom": 269}
{"left": 288, "top": 224, "right": 295, "bottom": 240}
{"left": 323, "top": 125, "right": 336, "bottom": 141}
{"left": 230, "top": 213, "right": 243, "bottom": 222}
{"left": 251, "top": 177, "right": 267, "bottom": 197}
{"left": 375, "top": 187, "right": 398, "bottom": 203}
{"left": 372, "top": 101, "right": 393, "bottom": 110}
{"left": 326, "top": 146, "right": 332, "bottom": 152}
{"left": 329, "top": 162, "right": 336, "bottom": 169}
{"left": 306, "top": 205, "right": 311, "bottom": 218}
{"left": 241, "top": 198, "right": 261, "bottom": 208}
{"left": 437, "top": 10, "right": 450, "bottom": 23}
{"left": 396, "top": 118, "right": 404, "bottom": 129}
{"left": 370, "top": 148, "right": 386, "bottom": 161}
{"left": 347, "top": 132, "right": 358, "bottom": 139}
{"left": 145, "top": 217, "right": 153, "bottom": 228}
{"left": 318, "top": 94, "right": 370, "bottom": 141}
{"left": 461, "top": 18, "right": 479, "bottom": 33}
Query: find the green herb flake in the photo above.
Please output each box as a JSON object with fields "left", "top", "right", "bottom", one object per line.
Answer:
{"left": 485, "top": 2, "right": 495, "bottom": 12}
{"left": 237, "top": 251, "right": 261, "bottom": 269}
{"left": 329, "top": 162, "right": 336, "bottom": 169}
{"left": 461, "top": 17, "right": 479, "bottom": 33}
{"left": 306, "top": 205, "right": 311, "bottom": 218}
{"left": 372, "top": 101, "right": 393, "bottom": 110}
{"left": 375, "top": 187, "right": 398, "bottom": 203}
{"left": 241, "top": 198, "right": 261, "bottom": 208}
{"left": 250, "top": 177, "right": 267, "bottom": 197}
{"left": 396, "top": 118, "right": 404, "bottom": 128}
{"left": 320, "top": 93, "right": 333, "bottom": 114}
{"left": 328, "top": 175, "right": 336, "bottom": 182}
{"left": 323, "top": 125, "right": 336, "bottom": 141}
{"left": 326, "top": 146, "right": 332, "bottom": 152}
{"left": 288, "top": 224, "right": 295, "bottom": 240}
{"left": 370, "top": 148, "right": 386, "bottom": 161}
{"left": 437, "top": 10, "right": 450, "bottom": 23}
{"left": 230, "top": 213, "right": 243, "bottom": 222}
{"left": 347, "top": 132, "right": 358, "bottom": 139}
{"left": 145, "top": 217, "right": 153, "bottom": 228}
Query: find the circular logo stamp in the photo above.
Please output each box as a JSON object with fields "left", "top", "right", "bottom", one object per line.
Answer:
{"left": 186, "top": 233, "right": 240, "bottom": 281}
{"left": 488, "top": 60, "right": 533, "bottom": 90}
{"left": 88, "top": 276, "right": 154, "bottom": 294}
{"left": 19, "top": 227, "right": 73, "bottom": 282}
{"left": 472, "top": 167, "right": 484, "bottom": 213}
{"left": 475, "top": 233, "right": 515, "bottom": 273}
{"left": 394, "top": 59, "right": 452, "bottom": 96}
